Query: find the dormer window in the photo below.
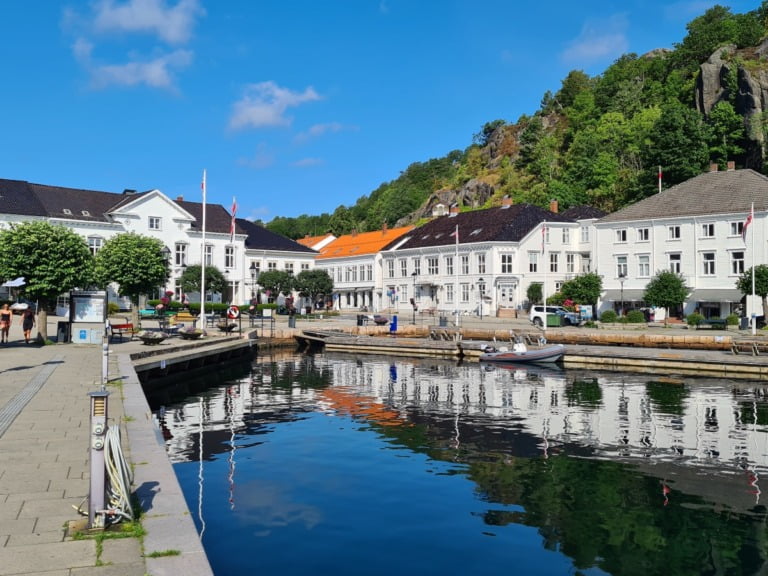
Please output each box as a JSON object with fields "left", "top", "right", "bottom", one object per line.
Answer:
{"left": 81, "top": 210, "right": 91, "bottom": 217}
{"left": 62, "top": 208, "right": 72, "bottom": 215}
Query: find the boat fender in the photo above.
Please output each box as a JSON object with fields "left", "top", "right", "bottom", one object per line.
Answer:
{"left": 539, "top": 337, "right": 547, "bottom": 346}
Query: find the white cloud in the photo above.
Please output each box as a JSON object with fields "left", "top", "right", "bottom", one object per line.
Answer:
{"left": 237, "top": 143, "right": 276, "bottom": 169}
{"left": 92, "top": 0, "right": 204, "bottom": 44}
{"left": 294, "top": 122, "right": 356, "bottom": 144}
{"left": 229, "top": 82, "right": 322, "bottom": 131}
{"left": 85, "top": 49, "right": 193, "bottom": 89}
{"left": 561, "top": 14, "right": 629, "bottom": 66}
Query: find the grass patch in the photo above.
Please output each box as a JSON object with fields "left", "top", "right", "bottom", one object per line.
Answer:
{"left": 145, "top": 549, "right": 181, "bottom": 558}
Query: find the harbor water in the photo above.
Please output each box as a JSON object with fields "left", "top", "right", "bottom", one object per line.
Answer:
{"left": 152, "top": 351, "right": 768, "bottom": 576}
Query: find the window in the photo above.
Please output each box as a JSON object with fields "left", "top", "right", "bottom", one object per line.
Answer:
{"left": 638, "top": 254, "right": 650, "bottom": 277}
{"left": 477, "top": 253, "right": 486, "bottom": 274}
{"left": 702, "top": 252, "right": 715, "bottom": 275}
{"left": 501, "top": 253, "right": 514, "bottom": 274}
{"left": 702, "top": 223, "right": 715, "bottom": 237}
{"left": 529, "top": 252, "right": 538, "bottom": 273}
{"left": 445, "top": 256, "right": 454, "bottom": 276}
{"left": 175, "top": 243, "right": 187, "bottom": 267}
{"left": 285, "top": 262, "right": 294, "bottom": 275}
{"left": 461, "top": 255, "right": 469, "bottom": 275}
{"left": 387, "top": 260, "right": 395, "bottom": 278}
{"left": 731, "top": 251, "right": 745, "bottom": 274}
{"left": 562, "top": 228, "right": 570, "bottom": 243}
{"left": 412, "top": 258, "right": 421, "bottom": 275}
{"left": 580, "top": 226, "right": 589, "bottom": 243}
{"left": 268, "top": 261, "right": 277, "bottom": 271}
{"left": 301, "top": 262, "right": 310, "bottom": 271}
{"left": 366, "top": 264, "right": 373, "bottom": 281}
{"left": 731, "top": 221, "right": 744, "bottom": 236}
{"left": 616, "top": 229, "right": 627, "bottom": 243}
{"left": 549, "top": 252, "right": 558, "bottom": 273}
{"left": 637, "top": 228, "right": 649, "bottom": 242}
{"left": 204, "top": 245, "right": 213, "bottom": 267}
{"left": 668, "top": 225, "right": 681, "bottom": 240}
{"left": 446, "top": 284, "right": 454, "bottom": 303}
{"left": 566, "top": 253, "right": 575, "bottom": 274}
{"left": 580, "top": 254, "right": 591, "bottom": 273}
{"left": 399, "top": 259, "right": 407, "bottom": 277}
{"left": 225, "top": 246, "right": 235, "bottom": 269}
{"left": 616, "top": 255, "right": 627, "bottom": 278}
{"left": 87, "top": 236, "right": 103, "bottom": 255}
{"left": 149, "top": 216, "right": 161, "bottom": 230}
{"left": 669, "top": 253, "right": 681, "bottom": 274}
{"left": 428, "top": 257, "right": 438, "bottom": 275}
{"left": 460, "top": 283, "right": 470, "bottom": 303}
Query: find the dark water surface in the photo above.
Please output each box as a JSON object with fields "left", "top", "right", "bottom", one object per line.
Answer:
{"left": 153, "top": 351, "right": 768, "bottom": 576}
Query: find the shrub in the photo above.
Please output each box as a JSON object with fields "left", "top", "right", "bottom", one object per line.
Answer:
{"left": 600, "top": 310, "right": 618, "bottom": 323}
{"left": 686, "top": 312, "right": 704, "bottom": 327}
{"left": 625, "top": 309, "right": 646, "bottom": 323}
{"left": 107, "top": 301, "right": 120, "bottom": 316}
{"left": 726, "top": 314, "right": 739, "bottom": 326}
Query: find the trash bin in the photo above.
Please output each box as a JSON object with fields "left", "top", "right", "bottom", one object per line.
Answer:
{"left": 439, "top": 316, "right": 447, "bottom": 327}
{"left": 546, "top": 314, "right": 561, "bottom": 327}
{"left": 740, "top": 317, "right": 750, "bottom": 330}
{"left": 357, "top": 314, "right": 364, "bottom": 326}
{"left": 57, "top": 321, "right": 70, "bottom": 343}
{"left": 288, "top": 316, "right": 296, "bottom": 329}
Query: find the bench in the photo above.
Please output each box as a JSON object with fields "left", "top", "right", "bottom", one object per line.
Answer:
{"left": 110, "top": 323, "right": 135, "bottom": 343}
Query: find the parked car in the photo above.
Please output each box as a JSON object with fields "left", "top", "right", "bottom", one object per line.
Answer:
{"left": 529, "top": 305, "right": 580, "bottom": 327}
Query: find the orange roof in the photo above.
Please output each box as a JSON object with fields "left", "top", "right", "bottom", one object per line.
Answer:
{"left": 316, "top": 226, "right": 414, "bottom": 259}
{"left": 297, "top": 233, "right": 333, "bottom": 249}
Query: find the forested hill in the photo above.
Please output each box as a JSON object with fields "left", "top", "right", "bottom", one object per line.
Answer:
{"left": 266, "top": 3, "right": 768, "bottom": 240}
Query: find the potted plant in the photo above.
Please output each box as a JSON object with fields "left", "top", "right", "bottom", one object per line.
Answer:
{"left": 178, "top": 326, "right": 205, "bottom": 340}
{"left": 138, "top": 330, "right": 168, "bottom": 345}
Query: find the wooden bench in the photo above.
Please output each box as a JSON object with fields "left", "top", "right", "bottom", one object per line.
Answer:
{"left": 110, "top": 323, "right": 135, "bottom": 343}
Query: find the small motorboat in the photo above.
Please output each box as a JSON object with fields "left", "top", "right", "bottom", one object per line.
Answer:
{"left": 479, "top": 340, "right": 565, "bottom": 364}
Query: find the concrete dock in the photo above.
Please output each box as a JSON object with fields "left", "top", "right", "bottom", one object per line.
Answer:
{"left": 2, "top": 311, "right": 768, "bottom": 575}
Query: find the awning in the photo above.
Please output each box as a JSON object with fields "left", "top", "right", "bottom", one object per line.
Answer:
{"left": 601, "top": 289, "right": 646, "bottom": 302}
{"left": 687, "top": 288, "right": 744, "bottom": 302}
{"left": 1, "top": 277, "right": 24, "bottom": 288}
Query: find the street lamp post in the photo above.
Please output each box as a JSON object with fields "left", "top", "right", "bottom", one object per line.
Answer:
{"left": 411, "top": 271, "right": 418, "bottom": 324}
{"left": 249, "top": 262, "right": 257, "bottom": 299}
{"left": 478, "top": 277, "right": 484, "bottom": 320}
{"left": 619, "top": 272, "right": 626, "bottom": 317}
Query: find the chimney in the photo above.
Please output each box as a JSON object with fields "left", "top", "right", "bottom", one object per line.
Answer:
{"left": 122, "top": 189, "right": 136, "bottom": 195}
{"left": 176, "top": 195, "right": 184, "bottom": 202}
{"left": 501, "top": 195, "right": 513, "bottom": 208}
{"left": 351, "top": 229, "right": 357, "bottom": 237}
{"left": 710, "top": 163, "right": 719, "bottom": 172}
{"left": 382, "top": 222, "right": 388, "bottom": 234}
{"left": 727, "top": 160, "right": 735, "bottom": 171}
{"left": 549, "top": 199, "right": 558, "bottom": 213}
{"left": 449, "top": 203, "right": 459, "bottom": 217}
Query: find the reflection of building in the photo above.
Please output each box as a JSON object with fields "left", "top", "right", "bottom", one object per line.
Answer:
{"left": 161, "top": 356, "right": 768, "bottom": 477}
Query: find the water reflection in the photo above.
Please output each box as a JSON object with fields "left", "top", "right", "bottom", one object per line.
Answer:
{"left": 156, "top": 353, "right": 768, "bottom": 576}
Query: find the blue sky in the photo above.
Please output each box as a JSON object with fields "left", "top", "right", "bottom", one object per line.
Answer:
{"left": 0, "top": 1, "right": 759, "bottom": 222}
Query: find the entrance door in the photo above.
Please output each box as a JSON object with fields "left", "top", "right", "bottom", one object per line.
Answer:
{"left": 499, "top": 283, "right": 517, "bottom": 308}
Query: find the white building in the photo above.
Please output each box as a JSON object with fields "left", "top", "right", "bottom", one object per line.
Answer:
{"left": 594, "top": 164, "right": 766, "bottom": 320}
{"left": 379, "top": 200, "right": 603, "bottom": 319}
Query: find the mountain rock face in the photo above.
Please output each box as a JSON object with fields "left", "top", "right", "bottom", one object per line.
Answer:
{"left": 395, "top": 178, "right": 497, "bottom": 226}
{"left": 696, "top": 43, "right": 768, "bottom": 168}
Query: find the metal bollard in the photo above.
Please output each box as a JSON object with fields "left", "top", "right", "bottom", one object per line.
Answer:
{"left": 88, "top": 390, "right": 110, "bottom": 529}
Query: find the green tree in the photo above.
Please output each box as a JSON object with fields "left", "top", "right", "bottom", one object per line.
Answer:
{"left": 527, "top": 282, "right": 543, "bottom": 306}
{"left": 257, "top": 270, "right": 294, "bottom": 303}
{"left": 294, "top": 269, "right": 334, "bottom": 308}
{"left": 0, "top": 221, "right": 94, "bottom": 341}
{"left": 560, "top": 273, "right": 603, "bottom": 307}
{"left": 643, "top": 270, "right": 690, "bottom": 325}
{"left": 93, "top": 233, "right": 168, "bottom": 327}
{"left": 179, "top": 264, "right": 226, "bottom": 301}
{"left": 473, "top": 119, "right": 507, "bottom": 147}
{"left": 736, "top": 264, "right": 768, "bottom": 318}
{"left": 707, "top": 100, "right": 745, "bottom": 166}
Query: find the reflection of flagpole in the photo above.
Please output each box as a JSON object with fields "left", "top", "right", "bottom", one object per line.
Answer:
{"left": 455, "top": 224, "right": 460, "bottom": 328}
{"left": 197, "top": 396, "right": 206, "bottom": 540}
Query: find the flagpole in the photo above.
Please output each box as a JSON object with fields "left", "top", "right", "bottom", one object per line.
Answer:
{"left": 201, "top": 170, "right": 207, "bottom": 329}
{"left": 455, "top": 224, "right": 460, "bottom": 328}
{"left": 542, "top": 222, "right": 547, "bottom": 333}
{"left": 752, "top": 202, "right": 756, "bottom": 335}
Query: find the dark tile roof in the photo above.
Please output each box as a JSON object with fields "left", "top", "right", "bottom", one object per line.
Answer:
{"left": 0, "top": 178, "right": 236, "bottom": 233}
{"left": 383, "top": 203, "right": 573, "bottom": 251}
{"left": 598, "top": 168, "right": 768, "bottom": 223}
{"left": 560, "top": 205, "right": 606, "bottom": 220}
{"left": 236, "top": 218, "right": 317, "bottom": 253}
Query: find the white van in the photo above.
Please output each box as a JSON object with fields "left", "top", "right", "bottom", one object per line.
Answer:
{"left": 529, "top": 305, "right": 579, "bottom": 327}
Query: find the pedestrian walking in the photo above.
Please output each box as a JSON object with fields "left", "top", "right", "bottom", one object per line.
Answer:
{"left": 22, "top": 306, "right": 35, "bottom": 343}
{"left": 0, "top": 303, "right": 11, "bottom": 343}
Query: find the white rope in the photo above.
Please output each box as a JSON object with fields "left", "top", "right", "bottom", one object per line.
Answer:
{"left": 103, "top": 425, "right": 134, "bottom": 524}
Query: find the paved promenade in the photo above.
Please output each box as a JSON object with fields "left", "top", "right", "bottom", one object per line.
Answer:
{"left": 0, "top": 310, "right": 765, "bottom": 575}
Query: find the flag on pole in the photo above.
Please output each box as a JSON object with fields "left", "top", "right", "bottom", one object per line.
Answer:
{"left": 541, "top": 224, "right": 547, "bottom": 254}
{"left": 450, "top": 224, "right": 459, "bottom": 244}
{"left": 229, "top": 197, "right": 237, "bottom": 243}
{"left": 743, "top": 203, "right": 754, "bottom": 244}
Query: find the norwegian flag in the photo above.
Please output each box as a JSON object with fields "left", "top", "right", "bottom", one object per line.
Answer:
{"left": 450, "top": 224, "right": 459, "bottom": 244}
{"left": 743, "top": 203, "right": 754, "bottom": 244}
{"left": 229, "top": 197, "right": 237, "bottom": 243}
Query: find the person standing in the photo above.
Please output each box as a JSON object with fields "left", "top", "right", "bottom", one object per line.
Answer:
{"left": 21, "top": 306, "right": 35, "bottom": 343}
{"left": 0, "top": 303, "right": 11, "bottom": 343}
